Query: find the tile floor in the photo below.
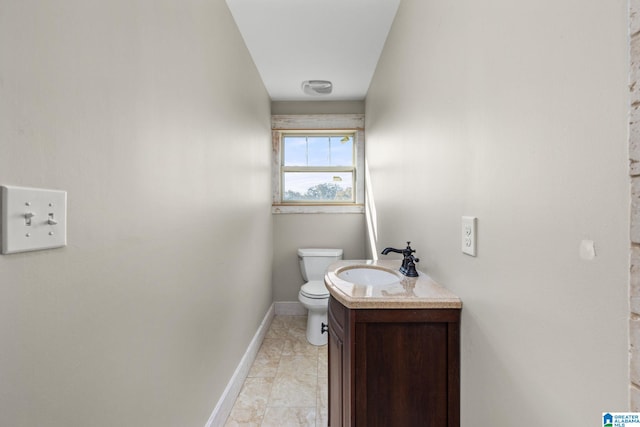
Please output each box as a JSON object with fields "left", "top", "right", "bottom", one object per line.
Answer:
{"left": 224, "top": 315, "right": 328, "bottom": 427}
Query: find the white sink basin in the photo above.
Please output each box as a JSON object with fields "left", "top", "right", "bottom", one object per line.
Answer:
{"left": 337, "top": 266, "right": 401, "bottom": 286}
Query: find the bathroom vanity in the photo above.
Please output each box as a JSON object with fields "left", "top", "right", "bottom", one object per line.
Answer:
{"left": 324, "top": 260, "right": 462, "bottom": 427}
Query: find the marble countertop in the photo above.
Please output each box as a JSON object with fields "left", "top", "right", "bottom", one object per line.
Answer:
{"left": 324, "top": 259, "right": 462, "bottom": 309}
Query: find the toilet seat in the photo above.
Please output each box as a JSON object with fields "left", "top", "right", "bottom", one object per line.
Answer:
{"left": 300, "top": 280, "right": 329, "bottom": 299}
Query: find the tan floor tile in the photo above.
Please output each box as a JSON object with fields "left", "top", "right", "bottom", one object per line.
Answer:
{"left": 248, "top": 356, "right": 280, "bottom": 379}
{"left": 272, "top": 315, "right": 309, "bottom": 342}
{"left": 265, "top": 316, "right": 291, "bottom": 340}
{"left": 259, "top": 338, "right": 286, "bottom": 358}
{"left": 248, "top": 339, "right": 284, "bottom": 378}
{"left": 287, "top": 327, "right": 309, "bottom": 342}
{"left": 261, "top": 407, "right": 316, "bottom": 427}
{"left": 277, "top": 355, "right": 318, "bottom": 376}
{"left": 269, "top": 356, "right": 318, "bottom": 407}
{"left": 315, "top": 407, "right": 328, "bottom": 427}
{"left": 318, "top": 344, "right": 328, "bottom": 359}
{"left": 318, "top": 348, "right": 328, "bottom": 378}
{"left": 282, "top": 337, "right": 319, "bottom": 357}
{"left": 316, "top": 376, "right": 328, "bottom": 427}
{"left": 224, "top": 377, "right": 273, "bottom": 426}
{"left": 224, "top": 409, "right": 261, "bottom": 427}
{"left": 225, "top": 316, "right": 329, "bottom": 426}
{"left": 268, "top": 374, "right": 317, "bottom": 407}
{"left": 286, "top": 316, "right": 308, "bottom": 331}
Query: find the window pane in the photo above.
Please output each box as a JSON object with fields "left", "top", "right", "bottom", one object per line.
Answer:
{"left": 283, "top": 172, "right": 354, "bottom": 202}
{"left": 330, "top": 136, "right": 353, "bottom": 166}
{"left": 283, "top": 134, "right": 353, "bottom": 167}
{"left": 283, "top": 136, "right": 307, "bottom": 166}
{"left": 307, "top": 136, "right": 330, "bottom": 166}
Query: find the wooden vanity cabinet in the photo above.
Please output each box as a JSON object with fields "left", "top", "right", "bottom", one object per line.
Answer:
{"left": 327, "top": 295, "right": 460, "bottom": 427}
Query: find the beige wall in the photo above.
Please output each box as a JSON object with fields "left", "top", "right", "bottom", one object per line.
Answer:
{"left": 270, "top": 101, "right": 367, "bottom": 302}
{"left": 0, "top": 1, "right": 272, "bottom": 426}
{"left": 366, "top": 0, "right": 629, "bottom": 425}
{"left": 272, "top": 214, "right": 366, "bottom": 301}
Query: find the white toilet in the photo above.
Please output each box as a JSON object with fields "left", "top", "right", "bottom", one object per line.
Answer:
{"left": 298, "top": 248, "right": 343, "bottom": 346}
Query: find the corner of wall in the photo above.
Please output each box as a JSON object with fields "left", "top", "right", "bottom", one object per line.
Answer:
{"left": 631, "top": 0, "right": 640, "bottom": 410}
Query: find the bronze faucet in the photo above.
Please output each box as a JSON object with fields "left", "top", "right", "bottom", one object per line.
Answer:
{"left": 381, "top": 242, "right": 419, "bottom": 277}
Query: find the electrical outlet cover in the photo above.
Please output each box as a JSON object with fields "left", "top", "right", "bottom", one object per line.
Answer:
{"left": 462, "top": 216, "right": 477, "bottom": 256}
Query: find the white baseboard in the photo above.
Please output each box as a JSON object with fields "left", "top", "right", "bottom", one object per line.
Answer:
{"left": 274, "top": 301, "right": 306, "bottom": 316}
{"left": 204, "top": 303, "right": 275, "bottom": 427}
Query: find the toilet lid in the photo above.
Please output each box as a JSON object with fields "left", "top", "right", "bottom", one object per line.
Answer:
{"left": 301, "top": 280, "right": 330, "bottom": 298}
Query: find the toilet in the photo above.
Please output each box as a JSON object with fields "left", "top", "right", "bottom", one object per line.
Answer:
{"left": 298, "top": 248, "right": 343, "bottom": 346}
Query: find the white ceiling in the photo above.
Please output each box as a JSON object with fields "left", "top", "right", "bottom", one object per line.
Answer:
{"left": 225, "top": 0, "right": 401, "bottom": 101}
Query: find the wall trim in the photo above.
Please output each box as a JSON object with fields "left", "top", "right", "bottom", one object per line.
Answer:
{"left": 274, "top": 301, "right": 306, "bottom": 316}
{"left": 204, "top": 303, "right": 275, "bottom": 427}
{"left": 271, "top": 114, "right": 365, "bottom": 130}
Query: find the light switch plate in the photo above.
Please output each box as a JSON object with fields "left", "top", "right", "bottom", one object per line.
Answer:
{"left": 462, "top": 216, "right": 477, "bottom": 256}
{"left": 1, "top": 185, "right": 67, "bottom": 254}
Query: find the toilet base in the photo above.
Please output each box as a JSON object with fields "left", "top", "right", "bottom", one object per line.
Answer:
{"left": 306, "top": 309, "right": 328, "bottom": 346}
{"left": 299, "top": 292, "right": 329, "bottom": 346}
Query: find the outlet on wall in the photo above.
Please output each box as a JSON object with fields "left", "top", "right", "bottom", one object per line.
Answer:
{"left": 462, "top": 216, "right": 477, "bottom": 256}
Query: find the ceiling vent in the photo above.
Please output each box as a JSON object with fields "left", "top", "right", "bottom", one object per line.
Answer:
{"left": 301, "top": 80, "right": 333, "bottom": 96}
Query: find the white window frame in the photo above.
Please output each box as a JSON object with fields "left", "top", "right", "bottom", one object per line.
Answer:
{"left": 272, "top": 114, "right": 365, "bottom": 214}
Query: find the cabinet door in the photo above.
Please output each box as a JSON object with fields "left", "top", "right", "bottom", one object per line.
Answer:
{"left": 328, "top": 321, "right": 343, "bottom": 427}
{"left": 355, "top": 321, "right": 449, "bottom": 426}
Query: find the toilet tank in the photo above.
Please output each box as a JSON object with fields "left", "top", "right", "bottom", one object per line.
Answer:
{"left": 298, "top": 248, "right": 343, "bottom": 281}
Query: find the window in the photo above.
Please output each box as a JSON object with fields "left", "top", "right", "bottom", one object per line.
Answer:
{"left": 282, "top": 133, "right": 355, "bottom": 203}
{"left": 272, "top": 114, "right": 364, "bottom": 214}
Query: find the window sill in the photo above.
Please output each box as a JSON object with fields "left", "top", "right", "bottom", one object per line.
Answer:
{"left": 271, "top": 204, "right": 365, "bottom": 214}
